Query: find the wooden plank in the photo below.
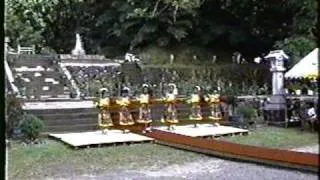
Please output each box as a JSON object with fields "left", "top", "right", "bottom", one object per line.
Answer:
{"left": 153, "top": 124, "right": 248, "bottom": 138}
{"left": 147, "top": 130, "right": 319, "bottom": 169}
{"left": 157, "top": 141, "right": 318, "bottom": 173}
{"left": 49, "top": 130, "right": 154, "bottom": 147}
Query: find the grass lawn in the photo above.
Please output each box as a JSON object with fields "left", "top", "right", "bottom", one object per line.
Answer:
{"left": 8, "top": 140, "right": 206, "bottom": 180}
{"left": 8, "top": 126, "right": 319, "bottom": 179}
{"left": 220, "top": 126, "right": 319, "bottom": 149}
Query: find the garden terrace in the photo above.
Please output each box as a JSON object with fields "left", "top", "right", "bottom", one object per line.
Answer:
{"left": 65, "top": 64, "right": 121, "bottom": 97}
{"left": 140, "top": 64, "right": 272, "bottom": 97}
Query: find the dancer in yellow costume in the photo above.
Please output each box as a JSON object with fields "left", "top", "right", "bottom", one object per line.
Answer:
{"left": 161, "top": 83, "right": 179, "bottom": 130}
{"left": 137, "top": 84, "right": 153, "bottom": 133}
{"left": 116, "top": 87, "right": 134, "bottom": 133}
{"left": 205, "top": 89, "right": 222, "bottom": 126}
{"left": 187, "top": 86, "right": 203, "bottom": 127}
{"left": 95, "top": 88, "right": 113, "bottom": 134}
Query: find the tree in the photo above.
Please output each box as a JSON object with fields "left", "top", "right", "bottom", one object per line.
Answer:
{"left": 90, "top": 0, "right": 203, "bottom": 54}
{"left": 216, "top": 0, "right": 317, "bottom": 59}
{"left": 5, "top": 0, "right": 43, "bottom": 49}
{"left": 273, "top": 0, "right": 317, "bottom": 66}
{"left": 5, "top": 0, "right": 317, "bottom": 59}
{"left": 5, "top": 0, "right": 84, "bottom": 53}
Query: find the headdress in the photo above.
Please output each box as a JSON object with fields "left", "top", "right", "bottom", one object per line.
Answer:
{"left": 122, "top": 86, "right": 130, "bottom": 93}
{"left": 168, "top": 83, "right": 178, "bottom": 95}
{"left": 142, "top": 84, "right": 149, "bottom": 88}
{"left": 168, "top": 83, "right": 176, "bottom": 89}
{"left": 99, "top": 88, "right": 109, "bottom": 97}
{"left": 194, "top": 86, "right": 201, "bottom": 92}
{"left": 99, "top": 88, "right": 109, "bottom": 93}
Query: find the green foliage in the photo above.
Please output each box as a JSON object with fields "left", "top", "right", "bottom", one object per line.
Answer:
{"left": 237, "top": 105, "right": 256, "bottom": 122}
{"left": 138, "top": 44, "right": 216, "bottom": 64}
{"left": 92, "top": 0, "right": 201, "bottom": 51}
{"left": 5, "top": 0, "right": 317, "bottom": 59}
{"left": 5, "top": 0, "right": 83, "bottom": 53}
{"left": 274, "top": 36, "right": 316, "bottom": 67}
{"left": 6, "top": 93, "right": 24, "bottom": 137}
{"left": 5, "top": 0, "right": 43, "bottom": 48}
{"left": 20, "top": 114, "right": 44, "bottom": 142}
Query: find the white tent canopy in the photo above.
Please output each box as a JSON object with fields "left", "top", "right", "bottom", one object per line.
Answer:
{"left": 285, "top": 48, "right": 318, "bottom": 78}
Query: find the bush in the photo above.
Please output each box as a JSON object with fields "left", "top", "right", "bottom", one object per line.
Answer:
{"left": 237, "top": 105, "right": 256, "bottom": 122}
{"left": 20, "top": 114, "right": 44, "bottom": 142}
{"left": 6, "top": 93, "right": 24, "bottom": 138}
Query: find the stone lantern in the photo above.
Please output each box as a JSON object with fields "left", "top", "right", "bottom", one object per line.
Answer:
{"left": 264, "top": 50, "right": 289, "bottom": 126}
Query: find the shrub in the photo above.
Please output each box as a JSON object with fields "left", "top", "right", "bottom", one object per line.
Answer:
{"left": 6, "top": 93, "right": 24, "bottom": 137}
{"left": 237, "top": 105, "right": 256, "bottom": 122}
{"left": 20, "top": 114, "right": 44, "bottom": 142}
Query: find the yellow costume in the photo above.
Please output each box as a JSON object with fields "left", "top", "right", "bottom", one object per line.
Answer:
{"left": 205, "top": 91, "right": 222, "bottom": 126}
{"left": 116, "top": 87, "right": 134, "bottom": 128}
{"left": 161, "top": 83, "right": 179, "bottom": 130}
{"left": 137, "top": 84, "right": 152, "bottom": 133}
{"left": 187, "top": 86, "right": 203, "bottom": 124}
{"left": 96, "top": 88, "right": 113, "bottom": 134}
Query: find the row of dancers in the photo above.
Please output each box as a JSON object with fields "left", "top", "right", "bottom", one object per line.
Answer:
{"left": 95, "top": 83, "right": 223, "bottom": 133}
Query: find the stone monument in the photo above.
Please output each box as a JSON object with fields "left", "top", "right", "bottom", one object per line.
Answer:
{"left": 264, "top": 50, "right": 289, "bottom": 126}
{"left": 71, "top": 33, "right": 86, "bottom": 56}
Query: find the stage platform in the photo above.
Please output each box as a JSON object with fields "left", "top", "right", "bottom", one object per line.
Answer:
{"left": 49, "top": 130, "right": 154, "bottom": 148}
{"left": 153, "top": 124, "right": 249, "bottom": 138}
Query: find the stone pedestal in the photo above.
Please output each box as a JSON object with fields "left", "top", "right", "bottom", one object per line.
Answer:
{"left": 265, "top": 95, "right": 287, "bottom": 126}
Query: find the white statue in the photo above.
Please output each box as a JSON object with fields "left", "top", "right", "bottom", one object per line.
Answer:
{"left": 71, "top": 33, "right": 86, "bottom": 55}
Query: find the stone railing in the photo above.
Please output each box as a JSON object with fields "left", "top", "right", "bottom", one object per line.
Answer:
{"left": 17, "top": 44, "right": 35, "bottom": 54}
{"left": 58, "top": 62, "right": 81, "bottom": 98}
{"left": 59, "top": 54, "right": 105, "bottom": 60}
{"left": 4, "top": 59, "right": 20, "bottom": 95}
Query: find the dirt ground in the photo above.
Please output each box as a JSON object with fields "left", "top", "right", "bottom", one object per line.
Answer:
{"left": 32, "top": 145, "right": 319, "bottom": 180}
{"left": 55, "top": 155, "right": 318, "bottom": 180}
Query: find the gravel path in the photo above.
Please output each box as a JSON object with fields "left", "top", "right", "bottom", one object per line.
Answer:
{"left": 70, "top": 154, "right": 318, "bottom": 180}
{"left": 38, "top": 144, "right": 319, "bottom": 180}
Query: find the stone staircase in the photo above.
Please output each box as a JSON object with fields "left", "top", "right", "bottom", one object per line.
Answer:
{"left": 7, "top": 54, "right": 73, "bottom": 99}
{"left": 25, "top": 108, "right": 99, "bottom": 133}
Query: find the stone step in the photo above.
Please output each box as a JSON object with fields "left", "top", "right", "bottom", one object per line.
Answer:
{"left": 43, "top": 117, "right": 97, "bottom": 126}
{"left": 26, "top": 108, "right": 98, "bottom": 115}
{"left": 44, "top": 123, "right": 98, "bottom": 133}
{"left": 37, "top": 112, "right": 97, "bottom": 121}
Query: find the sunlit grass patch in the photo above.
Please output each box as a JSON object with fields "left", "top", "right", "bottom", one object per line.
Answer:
{"left": 219, "top": 126, "right": 319, "bottom": 149}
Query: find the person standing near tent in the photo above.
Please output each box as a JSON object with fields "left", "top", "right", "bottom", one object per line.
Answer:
{"left": 301, "top": 102, "right": 318, "bottom": 132}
